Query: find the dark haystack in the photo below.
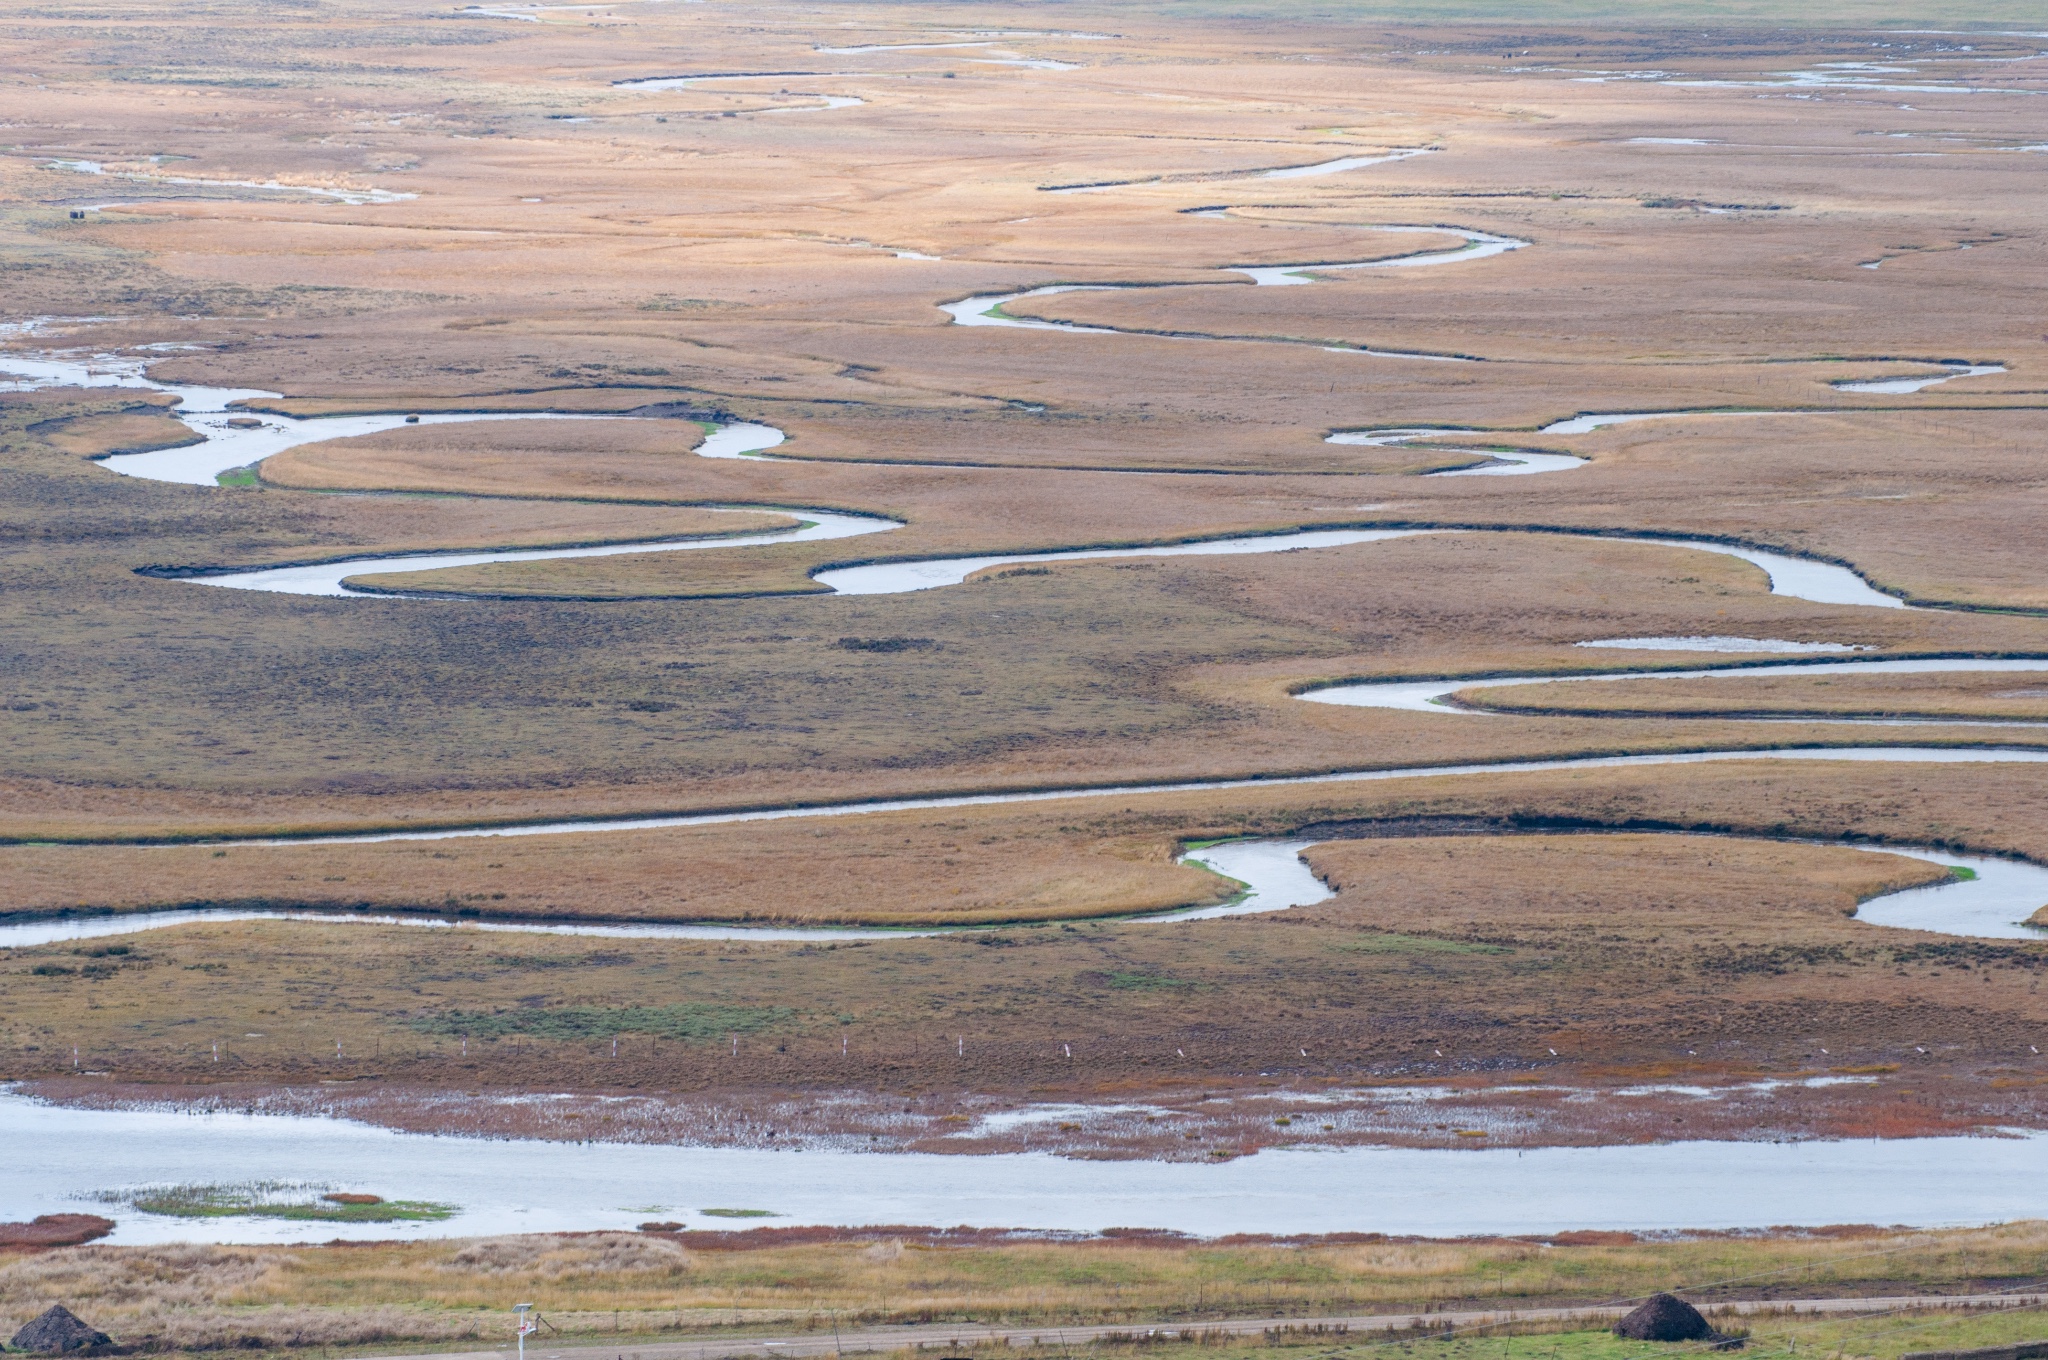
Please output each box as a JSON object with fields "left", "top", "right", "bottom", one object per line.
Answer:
{"left": 10, "top": 1305, "right": 113, "bottom": 1353}
{"left": 1615, "top": 1294, "right": 1713, "bottom": 1342}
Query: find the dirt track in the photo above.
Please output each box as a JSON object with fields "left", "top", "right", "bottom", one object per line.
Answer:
{"left": 356, "top": 1293, "right": 2048, "bottom": 1360}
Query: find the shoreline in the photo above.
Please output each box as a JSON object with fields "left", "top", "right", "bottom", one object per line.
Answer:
{"left": 17, "top": 1066, "right": 2045, "bottom": 1162}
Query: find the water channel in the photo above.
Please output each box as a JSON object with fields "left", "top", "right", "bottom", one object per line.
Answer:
{"left": 2, "top": 1094, "right": 2043, "bottom": 1244}
{"left": 193, "top": 509, "right": 898, "bottom": 597}
{"left": 1303, "top": 656, "right": 2048, "bottom": 715}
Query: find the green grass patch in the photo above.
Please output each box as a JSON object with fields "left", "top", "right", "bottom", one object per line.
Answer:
{"left": 699, "top": 1208, "right": 779, "bottom": 1218}
{"left": 411, "top": 1002, "right": 796, "bottom": 1043}
{"left": 1335, "top": 933, "right": 1511, "bottom": 955}
{"left": 215, "top": 465, "right": 260, "bottom": 488}
{"left": 119, "top": 1182, "right": 455, "bottom": 1223}
{"left": 1951, "top": 865, "right": 1980, "bottom": 881}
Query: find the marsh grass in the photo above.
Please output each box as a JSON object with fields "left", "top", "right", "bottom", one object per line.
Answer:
{"left": 408, "top": 1004, "right": 795, "bottom": 1044}
{"left": 0, "top": 827, "right": 2022, "bottom": 1108}
{"left": 1106, "top": 972, "right": 1200, "bottom": 991}
{"left": 9, "top": 1225, "right": 2048, "bottom": 1358}
{"left": 104, "top": 1183, "right": 455, "bottom": 1224}
{"left": 1332, "top": 934, "right": 1510, "bottom": 956}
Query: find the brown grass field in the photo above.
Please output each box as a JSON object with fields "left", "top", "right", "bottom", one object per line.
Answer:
{"left": 4, "top": 0, "right": 2048, "bottom": 1213}
{"left": 11, "top": 759, "right": 2048, "bottom": 1155}
{"left": 12, "top": 1220, "right": 2048, "bottom": 1358}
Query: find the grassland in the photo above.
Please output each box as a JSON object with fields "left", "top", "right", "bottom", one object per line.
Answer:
{"left": 10, "top": 1221, "right": 2048, "bottom": 1358}
{"left": 4, "top": 0, "right": 2048, "bottom": 1172}
{"left": 12, "top": 397, "right": 2048, "bottom": 842}
{"left": 3, "top": 787, "right": 2039, "bottom": 1126}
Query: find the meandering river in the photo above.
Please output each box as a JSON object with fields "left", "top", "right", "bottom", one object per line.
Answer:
{"left": 195, "top": 509, "right": 898, "bottom": 597}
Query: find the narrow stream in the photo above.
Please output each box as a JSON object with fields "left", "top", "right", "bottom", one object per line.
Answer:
{"left": 190, "top": 509, "right": 899, "bottom": 597}
{"left": 813, "top": 527, "right": 1431, "bottom": 593}
{"left": 1188, "top": 835, "right": 2048, "bottom": 940}
{"left": 1325, "top": 427, "right": 1586, "bottom": 476}
{"left": 1258, "top": 149, "right": 1436, "bottom": 178}
{"left": 939, "top": 223, "right": 1526, "bottom": 358}
{"left": 5, "top": 816, "right": 2040, "bottom": 949}
{"left": 1046, "top": 149, "right": 1438, "bottom": 192}
{"left": 1334, "top": 385, "right": 2007, "bottom": 454}
{"left": 7, "top": 346, "right": 1917, "bottom": 603}
{"left": 163, "top": 515, "right": 1885, "bottom": 603}
{"left": 1302, "top": 656, "right": 2048, "bottom": 715}
{"left": 1833, "top": 363, "right": 2006, "bottom": 394}
{"left": 690, "top": 421, "right": 787, "bottom": 457}
{"left": 811, "top": 526, "right": 1900, "bottom": 605}
{"left": 0, "top": 351, "right": 639, "bottom": 485}
{"left": 1224, "top": 227, "right": 1528, "bottom": 284}
{"left": 40, "top": 158, "right": 413, "bottom": 206}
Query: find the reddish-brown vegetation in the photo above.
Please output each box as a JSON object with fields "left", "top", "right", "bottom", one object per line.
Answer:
{"left": 0, "top": 1216, "right": 115, "bottom": 1252}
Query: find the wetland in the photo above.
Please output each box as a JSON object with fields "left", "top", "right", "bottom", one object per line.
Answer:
{"left": 4, "top": 0, "right": 2048, "bottom": 1263}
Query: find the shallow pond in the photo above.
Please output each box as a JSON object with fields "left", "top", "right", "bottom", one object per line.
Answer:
{"left": 2, "top": 1095, "right": 2042, "bottom": 1243}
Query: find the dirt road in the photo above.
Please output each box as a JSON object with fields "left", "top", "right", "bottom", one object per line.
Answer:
{"left": 366, "top": 1292, "right": 2048, "bottom": 1360}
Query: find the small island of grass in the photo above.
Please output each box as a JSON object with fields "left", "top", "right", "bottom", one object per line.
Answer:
{"left": 121, "top": 1182, "right": 456, "bottom": 1223}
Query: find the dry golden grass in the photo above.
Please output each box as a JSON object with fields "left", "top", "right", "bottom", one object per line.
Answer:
{"left": 9, "top": 513, "right": 2048, "bottom": 839}
{"left": 0, "top": 804, "right": 1228, "bottom": 926}
{"left": 11, "top": 1220, "right": 2048, "bottom": 1356}
{"left": 32, "top": 409, "right": 198, "bottom": 459}
{"left": 5, "top": 765, "right": 2042, "bottom": 1096}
